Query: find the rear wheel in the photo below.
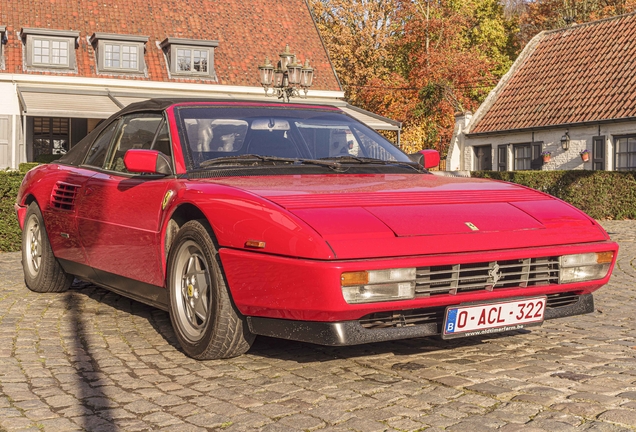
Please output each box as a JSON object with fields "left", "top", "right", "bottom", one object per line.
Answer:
{"left": 22, "top": 202, "right": 72, "bottom": 293}
{"left": 167, "top": 220, "right": 254, "bottom": 359}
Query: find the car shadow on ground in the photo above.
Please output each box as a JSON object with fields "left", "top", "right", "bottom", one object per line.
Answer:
{"left": 60, "top": 279, "right": 538, "bottom": 428}
{"left": 64, "top": 287, "right": 118, "bottom": 432}
{"left": 70, "top": 281, "right": 532, "bottom": 367}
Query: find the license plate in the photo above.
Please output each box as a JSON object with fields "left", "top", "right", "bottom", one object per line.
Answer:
{"left": 442, "top": 296, "right": 546, "bottom": 339}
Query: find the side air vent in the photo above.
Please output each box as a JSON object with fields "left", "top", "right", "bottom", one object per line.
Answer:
{"left": 51, "top": 182, "right": 80, "bottom": 211}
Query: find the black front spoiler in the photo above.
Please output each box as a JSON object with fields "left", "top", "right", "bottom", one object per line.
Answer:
{"left": 247, "top": 294, "right": 594, "bottom": 346}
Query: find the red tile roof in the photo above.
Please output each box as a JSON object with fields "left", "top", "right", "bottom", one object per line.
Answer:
{"left": 0, "top": 0, "right": 340, "bottom": 91}
{"left": 471, "top": 12, "right": 636, "bottom": 134}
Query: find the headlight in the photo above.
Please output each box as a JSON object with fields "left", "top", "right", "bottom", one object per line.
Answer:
{"left": 341, "top": 268, "right": 416, "bottom": 304}
{"left": 559, "top": 252, "right": 614, "bottom": 283}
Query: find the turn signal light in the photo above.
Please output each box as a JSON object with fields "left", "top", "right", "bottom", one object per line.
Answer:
{"left": 341, "top": 271, "right": 369, "bottom": 287}
{"left": 596, "top": 251, "right": 614, "bottom": 264}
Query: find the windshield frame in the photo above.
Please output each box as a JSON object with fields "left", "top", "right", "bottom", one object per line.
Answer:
{"left": 173, "top": 104, "right": 414, "bottom": 174}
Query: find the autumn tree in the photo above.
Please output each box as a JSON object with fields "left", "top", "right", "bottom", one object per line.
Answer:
{"left": 516, "top": 0, "right": 636, "bottom": 44}
{"left": 360, "top": 0, "right": 519, "bottom": 154}
{"left": 310, "top": 0, "right": 636, "bottom": 156}
{"left": 308, "top": 0, "right": 402, "bottom": 107}
{"left": 309, "top": 0, "right": 519, "bottom": 155}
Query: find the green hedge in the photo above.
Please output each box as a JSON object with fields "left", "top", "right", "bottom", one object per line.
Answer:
{"left": 19, "top": 163, "right": 39, "bottom": 173}
{"left": 473, "top": 170, "right": 636, "bottom": 220}
{"left": 0, "top": 171, "right": 25, "bottom": 252}
{"left": 34, "top": 154, "right": 62, "bottom": 164}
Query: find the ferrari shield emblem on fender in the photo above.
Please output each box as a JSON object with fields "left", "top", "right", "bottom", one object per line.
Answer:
{"left": 162, "top": 190, "right": 175, "bottom": 210}
{"left": 465, "top": 222, "right": 479, "bottom": 231}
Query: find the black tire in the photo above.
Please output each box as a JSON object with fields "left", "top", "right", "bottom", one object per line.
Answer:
{"left": 21, "top": 202, "right": 73, "bottom": 293}
{"left": 167, "top": 220, "right": 254, "bottom": 359}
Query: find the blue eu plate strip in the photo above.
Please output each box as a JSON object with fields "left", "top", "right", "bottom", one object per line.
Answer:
{"left": 445, "top": 309, "right": 457, "bottom": 333}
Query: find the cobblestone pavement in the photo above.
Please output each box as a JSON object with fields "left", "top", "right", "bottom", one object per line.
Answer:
{"left": 1, "top": 221, "right": 636, "bottom": 431}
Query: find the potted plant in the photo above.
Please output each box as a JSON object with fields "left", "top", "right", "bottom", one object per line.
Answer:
{"left": 580, "top": 149, "right": 590, "bottom": 162}
{"left": 541, "top": 151, "right": 551, "bottom": 163}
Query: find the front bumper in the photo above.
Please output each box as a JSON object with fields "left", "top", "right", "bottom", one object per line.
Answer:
{"left": 247, "top": 293, "right": 594, "bottom": 346}
{"left": 220, "top": 241, "right": 616, "bottom": 322}
{"left": 14, "top": 203, "right": 27, "bottom": 230}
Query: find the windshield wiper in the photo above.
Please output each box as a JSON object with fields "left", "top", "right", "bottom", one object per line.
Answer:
{"left": 319, "top": 155, "right": 422, "bottom": 171}
{"left": 198, "top": 154, "right": 344, "bottom": 170}
{"left": 200, "top": 154, "right": 286, "bottom": 167}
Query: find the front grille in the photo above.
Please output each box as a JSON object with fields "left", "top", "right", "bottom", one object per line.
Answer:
{"left": 51, "top": 182, "right": 80, "bottom": 211}
{"left": 416, "top": 257, "right": 560, "bottom": 297}
{"left": 358, "top": 292, "right": 580, "bottom": 330}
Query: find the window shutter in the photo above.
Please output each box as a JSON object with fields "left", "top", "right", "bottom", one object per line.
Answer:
{"left": 592, "top": 136, "right": 605, "bottom": 170}
{"left": 497, "top": 145, "right": 508, "bottom": 171}
{"left": 530, "top": 142, "right": 542, "bottom": 170}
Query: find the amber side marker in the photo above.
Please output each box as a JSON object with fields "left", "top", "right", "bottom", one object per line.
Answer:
{"left": 245, "top": 240, "right": 266, "bottom": 249}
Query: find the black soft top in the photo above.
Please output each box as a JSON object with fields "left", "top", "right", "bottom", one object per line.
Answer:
{"left": 57, "top": 98, "right": 338, "bottom": 166}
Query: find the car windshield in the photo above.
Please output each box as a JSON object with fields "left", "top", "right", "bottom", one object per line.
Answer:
{"left": 175, "top": 106, "right": 412, "bottom": 170}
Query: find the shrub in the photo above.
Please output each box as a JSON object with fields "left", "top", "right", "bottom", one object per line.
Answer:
{"left": 19, "top": 163, "right": 39, "bottom": 173}
{"left": 0, "top": 171, "right": 25, "bottom": 252}
{"left": 35, "top": 154, "right": 62, "bottom": 164}
{"left": 472, "top": 170, "right": 636, "bottom": 220}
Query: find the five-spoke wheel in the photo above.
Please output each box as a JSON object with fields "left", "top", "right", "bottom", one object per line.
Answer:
{"left": 24, "top": 212, "right": 42, "bottom": 277}
{"left": 167, "top": 220, "right": 254, "bottom": 359}
{"left": 173, "top": 241, "right": 211, "bottom": 342}
{"left": 21, "top": 202, "right": 72, "bottom": 293}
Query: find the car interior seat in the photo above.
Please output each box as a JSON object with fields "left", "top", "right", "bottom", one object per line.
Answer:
{"left": 246, "top": 131, "right": 299, "bottom": 158}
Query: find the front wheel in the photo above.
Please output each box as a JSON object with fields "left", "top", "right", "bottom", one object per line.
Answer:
{"left": 21, "top": 202, "right": 72, "bottom": 293}
{"left": 167, "top": 220, "right": 254, "bottom": 359}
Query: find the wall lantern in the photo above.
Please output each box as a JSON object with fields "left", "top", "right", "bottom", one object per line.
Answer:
{"left": 560, "top": 131, "right": 570, "bottom": 151}
{"left": 258, "top": 45, "right": 314, "bottom": 102}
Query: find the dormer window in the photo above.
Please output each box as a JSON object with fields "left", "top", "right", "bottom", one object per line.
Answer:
{"left": 160, "top": 38, "right": 218, "bottom": 79}
{"left": 90, "top": 33, "right": 148, "bottom": 74}
{"left": 21, "top": 28, "right": 79, "bottom": 71}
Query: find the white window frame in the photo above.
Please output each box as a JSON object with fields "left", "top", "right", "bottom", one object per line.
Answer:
{"left": 174, "top": 46, "right": 211, "bottom": 75}
{"left": 160, "top": 38, "right": 218, "bottom": 78}
{"left": 101, "top": 41, "right": 142, "bottom": 71}
{"left": 90, "top": 33, "right": 147, "bottom": 74}
{"left": 32, "top": 37, "right": 70, "bottom": 67}
{"left": 22, "top": 28, "right": 79, "bottom": 71}
{"left": 614, "top": 135, "right": 636, "bottom": 171}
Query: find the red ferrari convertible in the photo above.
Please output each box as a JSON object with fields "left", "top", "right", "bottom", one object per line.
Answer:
{"left": 15, "top": 100, "right": 618, "bottom": 359}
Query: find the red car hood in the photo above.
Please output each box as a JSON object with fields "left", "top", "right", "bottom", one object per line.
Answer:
{"left": 204, "top": 174, "right": 608, "bottom": 259}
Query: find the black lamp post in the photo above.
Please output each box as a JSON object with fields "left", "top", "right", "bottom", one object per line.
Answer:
{"left": 258, "top": 45, "right": 314, "bottom": 102}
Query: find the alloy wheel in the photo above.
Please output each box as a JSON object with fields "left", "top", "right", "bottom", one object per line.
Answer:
{"left": 25, "top": 214, "right": 42, "bottom": 277}
{"left": 172, "top": 240, "right": 212, "bottom": 342}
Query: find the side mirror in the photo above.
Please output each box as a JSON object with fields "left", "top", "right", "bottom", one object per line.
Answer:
{"left": 409, "top": 149, "right": 440, "bottom": 169}
{"left": 124, "top": 149, "right": 173, "bottom": 176}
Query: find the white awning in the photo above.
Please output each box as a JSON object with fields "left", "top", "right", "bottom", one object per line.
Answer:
{"left": 18, "top": 87, "right": 122, "bottom": 119}
{"left": 340, "top": 104, "right": 401, "bottom": 131}
{"left": 17, "top": 85, "right": 401, "bottom": 132}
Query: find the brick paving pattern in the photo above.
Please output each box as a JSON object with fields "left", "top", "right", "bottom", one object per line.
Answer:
{"left": 0, "top": 220, "right": 635, "bottom": 431}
